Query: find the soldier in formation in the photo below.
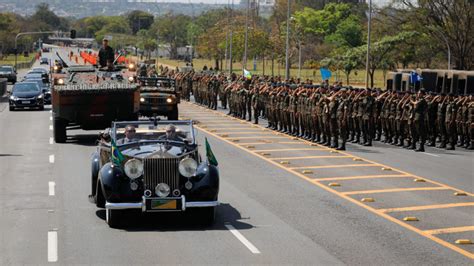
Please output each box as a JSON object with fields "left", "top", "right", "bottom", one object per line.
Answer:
{"left": 173, "top": 72, "right": 473, "bottom": 151}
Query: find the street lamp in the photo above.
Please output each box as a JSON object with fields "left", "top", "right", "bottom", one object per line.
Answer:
{"left": 243, "top": 0, "right": 250, "bottom": 70}
{"left": 365, "top": 0, "right": 372, "bottom": 89}
{"left": 285, "top": 0, "right": 291, "bottom": 80}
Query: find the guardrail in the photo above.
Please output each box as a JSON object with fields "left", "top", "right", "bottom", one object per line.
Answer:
{"left": 0, "top": 78, "right": 7, "bottom": 97}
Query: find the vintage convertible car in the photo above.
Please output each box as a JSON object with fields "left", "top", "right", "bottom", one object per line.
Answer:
{"left": 89, "top": 120, "right": 219, "bottom": 228}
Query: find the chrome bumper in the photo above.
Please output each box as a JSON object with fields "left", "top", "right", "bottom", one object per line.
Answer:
{"left": 105, "top": 196, "right": 219, "bottom": 211}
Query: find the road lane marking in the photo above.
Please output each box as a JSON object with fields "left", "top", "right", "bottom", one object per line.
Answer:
{"left": 225, "top": 136, "right": 290, "bottom": 140}
{"left": 216, "top": 132, "right": 276, "bottom": 135}
{"left": 423, "top": 152, "right": 440, "bottom": 157}
{"left": 225, "top": 224, "right": 261, "bottom": 254}
{"left": 48, "top": 182, "right": 55, "bottom": 196}
{"left": 379, "top": 202, "right": 474, "bottom": 213}
{"left": 253, "top": 148, "right": 328, "bottom": 152}
{"left": 271, "top": 155, "right": 352, "bottom": 160}
{"left": 49, "top": 137, "right": 53, "bottom": 145}
{"left": 312, "top": 174, "right": 410, "bottom": 181}
{"left": 48, "top": 231, "right": 58, "bottom": 262}
{"left": 49, "top": 116, "right": 52, "bottom": 121}
{"left": 290, "top": 163, "right": 377, "bottom": 170}
{"left": 49, "top": 125, "right": 53, "bottom": 130}
{"left": 424, "top": 226, "right": 474, "bottom": 235}
{"left": 49, "top": 154, "right": 55, "bottom": 164}
{"left": 186, "top": 102, "right": 474, "bottom": 259}
{"left": 342, "top": 186, "right": 449, "bottom": 195}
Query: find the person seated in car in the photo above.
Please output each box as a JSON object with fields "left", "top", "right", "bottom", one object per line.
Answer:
{"left": 158, "top": 125, "right": 184, "bottom": 142}
{"left": 117, "top": 125, "right": 138, "bottom": 144}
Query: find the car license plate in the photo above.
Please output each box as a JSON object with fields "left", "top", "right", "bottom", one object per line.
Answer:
{"left": 151, "top": 106, "right": 159, "bottom": 110}
{"left": 22, "top": 101, "right": 30, "bottom": 104}
{"left": 150, "top": 199, "right": 177, "bottom": 210}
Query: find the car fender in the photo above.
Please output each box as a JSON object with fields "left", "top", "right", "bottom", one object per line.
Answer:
{"left": 98, "top": 162, "right": 125, "bottom": 201}
{"left": 189, "top": 163, "right": 219, "bottom": 201}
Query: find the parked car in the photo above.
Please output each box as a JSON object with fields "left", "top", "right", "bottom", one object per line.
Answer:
{"left": 89, "top": 120, "right": 220, "bottom": 228}
{"left": 40, "top": 57, "right": 49, "bottom": 65}
{"left": 9, "top": 82, "right": 45, "bottom": 111}
{"left": 0, "top": 65, "right": 17, "bottom": 84}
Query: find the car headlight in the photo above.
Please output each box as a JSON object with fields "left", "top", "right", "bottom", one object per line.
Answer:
{"left": 155, "top": 183, "right": 170, "bottom": 198}
{"left": 128, "top": 76, "right": 134, "bottom": 82}
{"left": 140, "top": 97, "right": 145, "bottom": 103}
{"left": 124, "top": 159, "right": 144, "bottom": 180}
{"left": 166, "top": 98, "right": 173, "bottom": 103}
{"left": 179, "top": 157, "right": 197, "bottom": 178}
{"left": 10, "top": 95, "right": 17, "bottom": 100}
{"left": 128, "top": 63, "right": 135, "bottom": 70}
{"left": 57, "top": 79, "right": 64, "bottom": 85}
{"left": 53, "top": 66, "right": 59, "bottom": 70}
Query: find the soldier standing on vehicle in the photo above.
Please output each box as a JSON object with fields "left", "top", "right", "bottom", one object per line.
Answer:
{"left": 98, "top": 38, "right": 115, "bottom": 69}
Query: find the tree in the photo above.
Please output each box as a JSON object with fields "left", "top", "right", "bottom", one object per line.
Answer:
{"left": 394, "top": 0, "right": 474, "bottom": 70}
{"left": 127, "top": 10, "right": 154, "bottom": 35}
{"left": 150, "top": 14, "right": 191, "bottom": 59}
{"left": 351, "top": 31, "right": 417, "bottom": 88}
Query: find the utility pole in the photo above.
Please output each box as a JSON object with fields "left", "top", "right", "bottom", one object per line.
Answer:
{"left": 229, "top": 0, "right": 234, "bottom": 75}
{"left": 365, "top": 0, "right": 372, "bottom": 89}
{"left": 285, "top": 0, "right": 291, "bottom": 80}
{"left": 243, "top": 0, "right": 250, "bottom": 70}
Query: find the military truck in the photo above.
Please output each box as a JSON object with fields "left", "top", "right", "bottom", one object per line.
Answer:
{"left": 136, "top": 76, "right": 179, "bottom": 120}
{"left": 52, "top": 65, "right": 140, "bottom": 143}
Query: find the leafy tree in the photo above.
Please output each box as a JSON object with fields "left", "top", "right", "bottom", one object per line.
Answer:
{"left": 126, "top": 10, "right": 154, "bottom": 35}
{"left": 149, "top": 14, "right": 191, "bottom": 59}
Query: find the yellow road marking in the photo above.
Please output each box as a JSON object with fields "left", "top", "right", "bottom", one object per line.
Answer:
{"left": 277, "top": 141, "right": 306, "bottom": 144}
{"left": 237, "top": 142, "right": 272, "bottom": 146}
{"left": 253, "top": 148, "right": 328, "bottom": 152}
{"left": 379, "top": 202, "right": 474, "bottom": 213}
{"left": 184, "top": 102, "right": 474, "bottom": 259}
{"left": 312, "top": 174, "right": 410, "bottom": 181}
{"left": 202, "top": 128, "right": 264, "bottom": 130}
{"left": 290, "top": 164, "right": 377, "bottom": 170}
{"left": 342, "top": 186, "right": 449, "bottom": 195}
{"left": 228, "top": 136, "right": 294, "bottom": 140}
{"left": 270, "top": 155, "right": 352, "bottom": 160}
{"left": 216, "top": 132, "right": 277, "bottom": 135}
{"left": 424, "top": 226, "right": 474, "bottom": 235}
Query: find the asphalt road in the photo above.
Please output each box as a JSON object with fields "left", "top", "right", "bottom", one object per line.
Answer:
{"left": 0, "top": 48, "right": 473, "bottom": 265}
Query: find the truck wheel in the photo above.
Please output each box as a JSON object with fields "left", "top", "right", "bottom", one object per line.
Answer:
{"left": 168, "top": 106, "right": 179, "bottom": 120}
{"left": 53, "top": 117, "right": 67, "bottom": 143}
{"left": 106, "top": 209, "right": 121, "bottom": 228}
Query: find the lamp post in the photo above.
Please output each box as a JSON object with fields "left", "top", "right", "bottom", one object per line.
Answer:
{"left": 285, "top": 0, "right": 291, "bottom": 80}
{"left": 15, "top": 31, "right": 59, "bottom": 70}
{"left": 229, "top": 0, "right": 234, "bottom": 75}
{"left": 243, "top": 0, "right": 250, "bottom": 70}
{"left": 365, "top": 0, "right": 372, "bottom": 89}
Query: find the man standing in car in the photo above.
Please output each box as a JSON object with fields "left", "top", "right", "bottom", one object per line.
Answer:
{"left": 98, "top": 38, "right": 115, "bottom": 69}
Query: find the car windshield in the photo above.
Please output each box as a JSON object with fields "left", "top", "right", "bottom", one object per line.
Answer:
{"left": 0, "top": 66, "right": 13, "bottom": 72}
{"left": 25, "top": 73, "right": 43, "bottom": 79}
{"left": 26, "top": 79, "right": 48, "bottom": 88}
{"left": 13, "top": 83, "right": 40, "bottom": 92}
{"left": 113, "top": 121, "right": 194, "bottom": 144}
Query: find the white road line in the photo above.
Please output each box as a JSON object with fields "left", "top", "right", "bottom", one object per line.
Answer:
{"left": 47, "top": 231, "right": 58, "bottom": 262}
{"left": 48, "top": 182, "right": 55, "bottom": 196}
{"left": 49, "top": 110, "right": 52, "bottom": 113}
{"left": 225, "top": 224, "right": 261, "bottom": 254}
{"left": 49, "top": 116, "right": 52, "bottom": 121}
{"left": 424, "top": 152, "right": 440, "bottom": 157}
{"left": 49, "top": 154, "right": 55, "bottom": 163}
{"left": 49, "top": 125, "right": 53, "bottom": 130}
{"left": 49, "top": 137, "right": 54, "bottom": 145}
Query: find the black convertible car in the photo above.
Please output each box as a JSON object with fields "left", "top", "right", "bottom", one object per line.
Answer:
{"left": 89, "top": 120, "right": 219, "bottom": 228}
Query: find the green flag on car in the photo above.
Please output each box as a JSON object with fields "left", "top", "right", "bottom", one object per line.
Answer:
{"left": 205, "top": 137, "right": 218, "bottom": 166}
{"left": 111, "top": 139, "right": 125, "bottom": 165}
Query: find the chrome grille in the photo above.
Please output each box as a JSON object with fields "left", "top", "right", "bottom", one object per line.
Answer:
{"left": 143, "top": 158, "right": 180, "bottom": 192}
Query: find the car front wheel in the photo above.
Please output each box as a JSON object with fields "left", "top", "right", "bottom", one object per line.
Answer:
{"left": 9, "top": 106, "right": 14, "bottom": 111}
{"left": 106, "top": 209, "right": 121, "bottom": 228}
{"left": 194, "top": 207, "right": 215, "bottom": 226}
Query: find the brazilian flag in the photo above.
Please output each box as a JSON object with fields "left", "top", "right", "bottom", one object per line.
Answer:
{"left": 205, "top": 137, "right": 218, "bottom": 166}
{"left": 111, "top": 139, "right": 125, "bottom": 165}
